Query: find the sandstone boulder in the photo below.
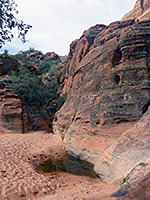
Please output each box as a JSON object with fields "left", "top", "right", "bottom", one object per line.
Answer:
{"left": 27, "top": 50, "right": 44, "bottom": 60}
{"left": 122, "top": 174, "right": 150, "bottom": 200}
{"left": 94, "top": 107, "right": 150, "bottom": 183}
{"left": 26, "top": 50, "right": 61, "bottom": 64}
{"left": 110, "top": 162, "right": 150, "bottom": 199}
{"left": 45, "top": 52, "right": 61, "bottom": 63}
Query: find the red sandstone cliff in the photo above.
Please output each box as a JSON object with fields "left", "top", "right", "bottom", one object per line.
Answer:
{"left": 122, "top": 0, "right": 150, "bottom": 21}
{"left": 53, "top": 1, "right": 150, "bottom": 197}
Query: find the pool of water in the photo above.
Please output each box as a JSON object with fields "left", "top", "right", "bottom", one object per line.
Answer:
{"left": 37, "top": 154, "right": 98, "bottom": 178}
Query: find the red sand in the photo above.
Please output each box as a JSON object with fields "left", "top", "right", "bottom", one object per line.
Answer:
{"left": 0, "top": 129, "right": 119, "bottom": 200}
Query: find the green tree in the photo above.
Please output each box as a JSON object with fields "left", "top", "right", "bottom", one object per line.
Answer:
{"left": 1, "top": 49, "right": 9, "bottom": 56}
{"left": 10, "top": 66, "right": 65, "bottom": 116}
{"left": 38, "top": 61, "right": 58, "bottom": 75}
{"left": 0, "top": 0, "right": 32, "bottom": 48}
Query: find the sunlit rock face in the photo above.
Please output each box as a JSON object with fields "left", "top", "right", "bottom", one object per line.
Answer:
{"left": 26, "top": 51, "right": 61, "bottom": 63}
{"left": 122, "top": 0, "right": 150, "bottom": 21}
{"left": 53, "top": 18, "right": 150, "bottom": 173}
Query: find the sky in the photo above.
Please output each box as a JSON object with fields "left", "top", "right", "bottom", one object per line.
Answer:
{"left": 2, "top": 0, "right": 136, "bottom": 56}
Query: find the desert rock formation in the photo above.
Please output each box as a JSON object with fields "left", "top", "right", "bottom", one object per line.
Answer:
{"left": 54, "top": 19, "right": 150, "bottom": 166}
{"left": 122, "top": 0, "right": 150, "bottom": 21}
{"left": 1, "top": 0, "right": 150, "bottom": 199}
{"left": 94, "top": 107, "right": 150, "bottom": 183}
{"left": 53, "top": 2, "right": 150, "bottom": 188}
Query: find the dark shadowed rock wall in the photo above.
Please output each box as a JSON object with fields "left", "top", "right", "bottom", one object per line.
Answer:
{"left": 0, "top": 58, "right": 22, "bottom": 132}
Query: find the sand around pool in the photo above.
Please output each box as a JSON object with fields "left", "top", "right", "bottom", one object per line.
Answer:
{"left": 0, "top": 129, "right": 119, "bottom": 200}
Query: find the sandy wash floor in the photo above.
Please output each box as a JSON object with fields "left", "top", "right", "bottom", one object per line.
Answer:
{"left": 0, "top": 130, "right": 119, "bottom": 200}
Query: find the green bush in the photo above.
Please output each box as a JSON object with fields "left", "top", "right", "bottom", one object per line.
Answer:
{"left": 10, "top": 66, "right": 65, "bottom": 116}
{"left": 38, "top": 61, "right": 58, "bottom": 75}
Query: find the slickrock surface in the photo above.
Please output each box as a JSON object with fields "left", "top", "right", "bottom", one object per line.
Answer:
{"left": 94, "top": 107, "right": 150, "bottom": 183}
{"left": 121, "top": 173, "right": 150, "bottom": 200}
{"left": 111, "top": 163, "right": 150, "bottom": 199}
{"left": 0, "top": 130, "right": 119, "bottom": 200}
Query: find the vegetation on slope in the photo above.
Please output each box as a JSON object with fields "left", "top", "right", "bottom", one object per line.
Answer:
{"left": 1, "top": 48, "right": 66, "bottom": 131}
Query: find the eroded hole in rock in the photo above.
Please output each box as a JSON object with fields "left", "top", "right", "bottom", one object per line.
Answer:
{"left": 37, "top": 154, "right": 98, "bottom": 178}
{"left": 114, "top": 74, "right": 121, "bottom": 85}
{"left": 115, "top": 118, "right": 129, "bottom": 124}
{"left": 142, "top": 100, "right": 150, "bottom": 114}
{"left": 75, "top": 117, "right": 81, "bottom": 120}
{"left": 0, "top": 83, "right": 5, "bottom": 89}
{"left": 112, "top": 47, "right": 122, "bottom": 66}
{"left": 96, "top": 120, "right": 100, "bottom": 125}
{"left": 84, "top": 120, "right": 90, "bottom": 124}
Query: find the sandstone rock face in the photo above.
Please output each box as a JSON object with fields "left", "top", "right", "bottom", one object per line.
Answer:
{"left": 45, "top": 52, "right": 61, "bottom": 63}
{"left": 111, "top": 163, "right": 150, "bottom": 199}
{"left": 26, "top": 50, "right": 61, "bottom": 63}
{"left": 94, "top": 108, "right": 150, "bottom": 183}
{"left": 0, "top": 57, "right": 23, "bottom": 132}
{"left": 122, "top": 174, "right": 150, "bottom": 200}
{"left": 53, "top": 20, "right": 150, "bottom": 177}
{"left": 122, "top": 0, "right": 150, "bottom": 21}
{"left": 0, "top": 76, "right": 22, "bottom": 132}
{"left": 0, "top": 50, "right": 62, "bottom": 133}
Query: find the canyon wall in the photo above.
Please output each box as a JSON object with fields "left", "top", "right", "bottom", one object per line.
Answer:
{"left": 53, "top": 1, "right": 150, "bottom": 184}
